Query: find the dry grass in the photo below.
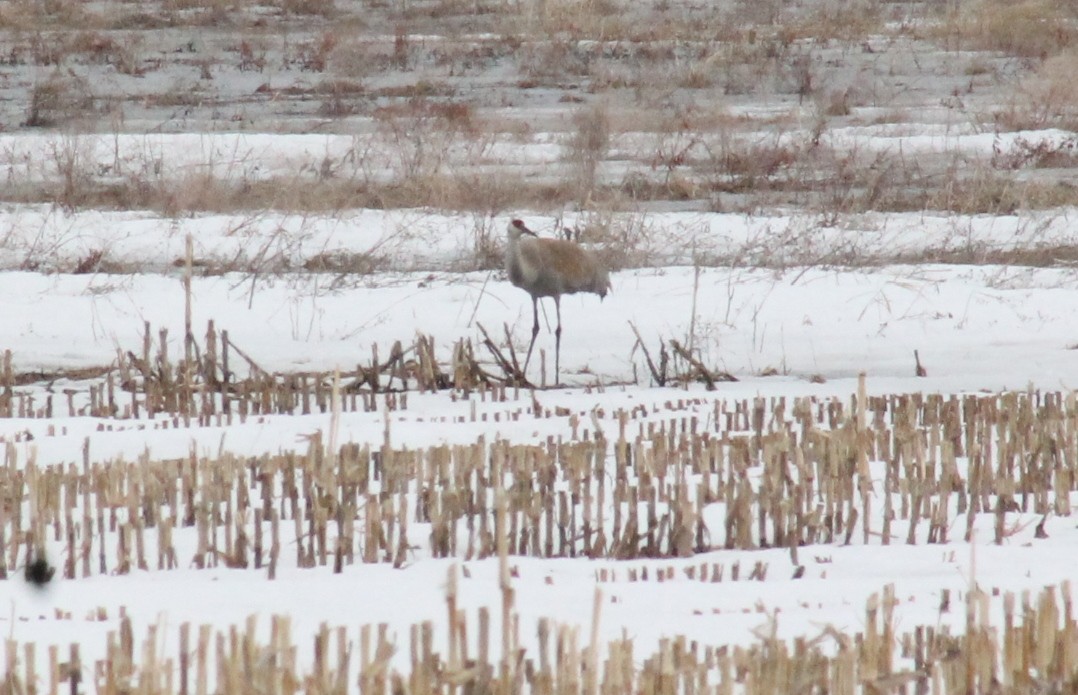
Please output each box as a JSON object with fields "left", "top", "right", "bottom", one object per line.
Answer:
{"left": 769, "top": 0, "right": 885, "bottom": 44}
{"left": 566, "top": 101, "right": 611, "bottom": 204}
{"left": 356, "top": 173, "right": 572, "bottom": 214}
{"left": 24, "top": 72, "right": 96, "bottom": 128}
{"left": 898, "top": 243, "right": 1078, "bottom": 268}
{"left": 0, "top": 0, "right": 342, "bottom": 29}
{"left": 953, "top": 0, "right": 1078, "bottom": 58}
{"left": 995, "top": 50, "right": 1078, "bottom": 131}
{"left": 0, "top": 1, "right": 1076, "bottom": 230}
{"left": 927, "top": 171, "right": 1078, "bottom": 215}
{"left": 7, "top": 151, "right": 1078, "bottom": 219}
{"left": 783, "top": 148, "right": 1078, "bottom": 217}
{"left": 534, "top": 0, "right": 634, "bottom": 37}
{"left": 0, "top": 170, "right": 577, "bottom": 215}
{"left": 0, "top": 0, "right": 95, "bottom": 29}
{"left": 277, "top": 0, "right": 336, "bottom": 16}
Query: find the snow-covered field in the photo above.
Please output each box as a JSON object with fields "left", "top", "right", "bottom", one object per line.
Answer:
{"left": 3, "top": 201, "right": 1078, "bottom": 691}
{"left": 3, "top": 0, "right": 1078, "bottom": 691}
{"left": 3, "top": 205, "right": 1078, "bottom": 391}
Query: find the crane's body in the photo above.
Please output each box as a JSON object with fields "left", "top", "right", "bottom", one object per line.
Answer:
{"left": 505, "top": 219, "right": 611, "bottom": 383}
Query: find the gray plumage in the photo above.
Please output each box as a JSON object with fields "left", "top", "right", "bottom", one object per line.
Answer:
{"left": 505, "top": 218, "right": 611, "bottom": 383}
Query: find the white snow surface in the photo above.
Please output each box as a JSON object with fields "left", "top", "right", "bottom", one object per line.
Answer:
{"left": 2, "top": 204, "right": 1078, "bottom": 391}
{"left": 1, "top": 166, "right": 1078, "bottom": 682}
{"left": 1, "top": 126, "right": 1072, "bottom": 186}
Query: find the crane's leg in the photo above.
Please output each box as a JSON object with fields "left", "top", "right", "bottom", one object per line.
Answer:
{"left": 554, "top": 296, "right": 562, "bottom": 385}
{"left": 522, "top": 296, "right": 540, "bottom": 374}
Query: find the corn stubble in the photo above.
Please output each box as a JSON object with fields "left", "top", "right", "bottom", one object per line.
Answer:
{"left": 4, "top": 579, "right": 1077, "bottom": 693}
{"left": 2, "top": 366, "right": 1078, "bottom": 689}
{"left": 0, "top": 319, "right": 547, "bottom": 422}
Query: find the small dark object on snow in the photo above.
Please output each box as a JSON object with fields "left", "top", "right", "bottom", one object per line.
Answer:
{"left": 25, "top": 557, "right": 55, "bottom": 587}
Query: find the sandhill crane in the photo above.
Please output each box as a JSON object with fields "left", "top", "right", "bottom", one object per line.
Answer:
{"left": 505, "top": 219, "right": 611, "bottom": 384}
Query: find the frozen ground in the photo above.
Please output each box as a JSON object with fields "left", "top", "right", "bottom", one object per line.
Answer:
{"left": 3, "top": 205, "right": 1078, "bottom": 392}
{"left": 1, "top": 204, "right": 1078, "bottom": 687}
{"left": 2, "top": 0, "right": 1078, "bottom": 689}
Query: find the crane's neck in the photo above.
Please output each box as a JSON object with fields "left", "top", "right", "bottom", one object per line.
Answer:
{"left": 506, "top": 224, "right": 538, "bottom": 287}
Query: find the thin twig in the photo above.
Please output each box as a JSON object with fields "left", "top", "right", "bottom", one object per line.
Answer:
{"left": 669, "top": 339, "right": 738, "bottom": 388}
{"left": 629, "top": 321, "right": 665, "bottom": 387}
{"left": 502, "top": 323, "right": 523, "bottom": 376}
{"left": 477, "top": 322, "right": 531, "bottom": 387}
{"left": 466, "top": 270, "right": 493, "bottom": 328}
{"left": 222, "top": 334, "right": 270, "bottom": 378}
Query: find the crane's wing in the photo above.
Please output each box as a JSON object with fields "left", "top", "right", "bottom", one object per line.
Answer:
{"left": 537, "top": 239, "right": 611, "bottom": 297}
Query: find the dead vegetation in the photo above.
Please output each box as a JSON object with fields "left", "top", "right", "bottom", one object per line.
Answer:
{"left": 4, "top": 367, "right": 1078, "bottom": 688}
{"left": 9, "top": 132, "right": 1078, "bottom": 221}
{"left": 947, "top": 0, "right": 1078, "bottom": 58}
{"left": 3, "top": 579, "right": 1076, "bottom": 693}
{"left": 4, "top": 357, "right": 1078, "bottom": 564}
{"left": 0, "top": 0, "right": 1075, "bottom": 222}
{"left": 0, "top": 315, "right": 570, "bottom": 422}
{"left": 3, "top": 1, "right": 1078, "bottom": 688}
{"left": 995, "top": 49, "right": 1078, "bottom": 131}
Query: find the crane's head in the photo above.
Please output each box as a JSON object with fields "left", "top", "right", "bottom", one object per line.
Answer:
{"left": 507, "top": 219, "right": 537, "bottom": 240}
